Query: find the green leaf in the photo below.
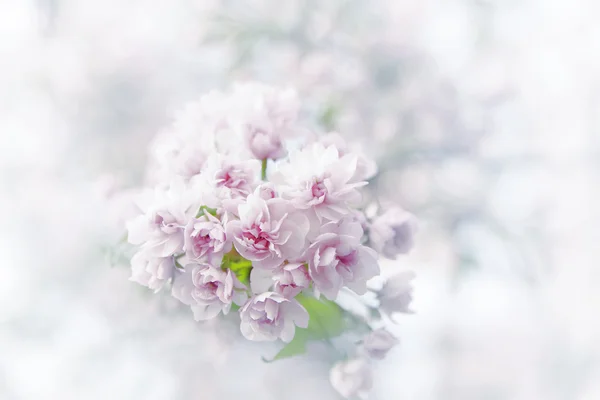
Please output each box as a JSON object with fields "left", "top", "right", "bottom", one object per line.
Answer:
{"left": 222, "top": 253, "right": 252, "bottom": 285}
{"left": 271, "top": 294, "right": 346, "bottom": 361}
{"left": 319, "top": 103, "right": 339, "bottom": 131}
{"left": 298, "top": 293, "right": 345, "bottom": 339}
{"left": 196, "top": 205, "right": 218, "bottom": 218}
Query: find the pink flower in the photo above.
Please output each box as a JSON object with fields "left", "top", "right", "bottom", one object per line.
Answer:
{"left": 126, "top": 179, "right": 199, "bottom": 257}
{"left": 360, "top": 329, "right": 398, "bottom": 360}
{"left": 130, "top": 250, "right": 175, "bottom": 291}
{"left": 227, "top": 191, "right": 310, "bottom": 269}
{"left": 243, "top": 117, "right": 286, "bottom": 160}
{"left": 307, "top": 219, "right": 379, "bottom": 300}
{"left": 369, "top": 206, "right": 417, "bottom": 258}
{"left": 377, "top": 271, "right": 415, "bottom": 315}
{"left": 200, "top": 154, "right": 260, "bottom": 201}
{"left": 273, "top": 263, "right": 311, "bottom": 298}
{"left": 183, "top": 212, "right": 231, "bottom": 264}
{"left": 239, "top": 292, "right": 309, "bottom": 342}
{"left": 272, "top": 143, "right": 365, "bottom": 222}
{"left": 171, "top": 262, "right": 248, "bottom": 321}
{"left": 330, "top": 357, "right": 373, "bottom": 399}
{"left": 256, "top": 182, "right": 277, "bottom": 200}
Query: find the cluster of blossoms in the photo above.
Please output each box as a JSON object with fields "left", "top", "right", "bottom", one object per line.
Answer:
{"left": 125, "top": 83, "right": 416, "bottom": 398}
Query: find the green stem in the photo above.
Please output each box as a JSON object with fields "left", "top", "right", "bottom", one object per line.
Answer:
{"left": 261, "top": 159, "right": 267, "bottom": 181}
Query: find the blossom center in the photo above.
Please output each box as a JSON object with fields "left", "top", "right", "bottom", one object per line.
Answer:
{"left": 311, "top": 181, "right": 327, "bottom": 199}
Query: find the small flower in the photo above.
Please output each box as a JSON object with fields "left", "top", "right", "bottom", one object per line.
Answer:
{"left": 126, "top": 178, "right": 199, "bottom": 257}
{"left": 183, "top": 212, "right": 231, "bottom": 264}
{"left": 228, "top": 191, "right": 310, "bottom": 269}
{"left": 130, "top": 250, "right": 175, "bottom": 291}
{"left": 369, "top": 207, "right": 417, "bottom": 259}
{"left": 239, "top": 292, "right": 309, "bottom": 342}
{"left": 307, "top": 218, "right": 379, "bottom": 300}
{"left": 243, "top": 117, "right": 286, "bottom": 160}
{"left": 330, "top": 357, "right": 373, "bottom": 399}
{"left": 171, "top": 262, "right": 248, "bottom": 320}
{"left": 256, "top": 182, "right": 277, "bottom": 200}
{"left": 273, "top": 263, "right": 311, "bottom": 298}
{"left": 377, "top": 271, "right": 415, "bottom": 315}
{"left": 272, "top": 143, "right": 365, "bottom": 222}
{"left": 361, "top": 329, "right": 398, "bottom": 360}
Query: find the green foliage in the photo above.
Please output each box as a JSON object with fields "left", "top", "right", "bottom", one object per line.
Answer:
{"left": 270, "top": 294, "right": 346, "bottom": 361}
{"left": 319, "top": 103, "right": 339, "bottom": 131}
{"left": 196, "top": 205, "right": 218, "bottom": 218}
{"left": 221, "top": 252, "right": 252, "bottom": 285}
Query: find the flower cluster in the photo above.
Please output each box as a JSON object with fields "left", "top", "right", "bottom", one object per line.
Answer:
{"left": 124, "top": 83, "right": 416, "bottom": 398}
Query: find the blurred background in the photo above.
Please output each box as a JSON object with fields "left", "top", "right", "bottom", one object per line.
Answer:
{"left": 1, "top": 0, "right": 600, "bottom": 399}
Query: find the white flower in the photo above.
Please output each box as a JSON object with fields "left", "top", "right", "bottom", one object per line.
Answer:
{"left": 377, "top": 271, "right": 415, "bottom": 315}
{"left": 126, "top": 178, "right": 199, "bottom": 257}
{"left": 228, "top": 191, "right": 310, "bottom": 269}
{"left": 239, "top": 292, "right": 309, "bottom": 342}
{"left": 272, "top": 143, "right": 366, "bottom": 222}
{"left": 360, "top": 329, "right": 398, "bottom": 360}
{"left": 330, "top": 357, "right": 373, "bottom": 399}
{"left": 130, "top": 250, "right": 175, "bottom": 291}
{"left": 369, "top": 207, "right": 417, "bottom": 258}
{"left": 317, "top": 132, "right": 378, "bottom": 181}
{"left": 306, "top": 218, "right": 379, "bottom": 300}
{"left": 273, "top": 263, "right": 311, "bottom": 298}
{"left": 232, "top": 82, "right": 300, "bottom": 132}
{"left": 146, "top": 96, "right": 225, "bottom": 182}
{"left": 183, "top": 212, "right": 231, "bottom": 264}
{"left": 171, "top": 262, "right": 248, "bottom": 320}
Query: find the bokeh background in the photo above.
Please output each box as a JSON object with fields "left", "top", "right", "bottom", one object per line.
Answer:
{"left": 2, "top": 0, "right": 600, "bottom": 399}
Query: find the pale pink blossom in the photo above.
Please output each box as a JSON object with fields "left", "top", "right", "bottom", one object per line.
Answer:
{"left": 239, "top": 292, "right": 309, "bottom": 342}
{"left": 171, "top": 262, "right": 248, "bottom": 321}
{"left": 227, "top": 191, "right": 310, "bottom": 269}
{"left": 306, "top": 219, "right": 379, "bottom": 300}
{"left": 255, "top": 182, "right": 277, "bottom": 200}
{"left": 377, "top": 271, "right": 415, "bottom": 314}
{"left": 241, "top": 116, "right": 286, "bottom": 160}
{"left": 183, "top": 212, "right": 231, "bottom": 264}
{"left": 199, "top": 154, "right": 261, "bottom": 201}
{"left": 330, "top": 357, "right": 373, "bottom": 399}
{"left": 369, "top": 206, "right": 417, "bottom": 258}
{"left": 273, "top": 263, "right": 311, "bottom": 298}
{"left": 272, "top": 143, "right": 365, "bottom": 222}
{"left": 317, "top": 132, "right": 378, "bottom": 181}
{"left": 126, "top": 178, "right": 199, "bottom": 257}
{"left": 361, "top": 328, "right": 398, "bottom": 360}
{"left": 146, "top": 96, "right": 225, "bottom": 182}
{"left": 130, "top": 250, "right": 175, "bottom": 291}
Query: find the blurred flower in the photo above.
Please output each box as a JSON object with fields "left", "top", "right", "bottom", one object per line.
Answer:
{"left": 126, "top": 178, "right": 199, "bottom": 257}
{"left": 239, "top": 292, "right": 309, "bottom": 342}
{"left": 361, "top": 328, "right": 399, "bottom": 360}
{"left": 317, "top": 132, "right": 378, "bottom": 182}
{"left": 130, "top": 250, "right": 175, "bottom": 291}
{"left": 330, "top": 357, "right": 373, "bottom": 399}
{"left": 377, "top": 271, "right": 415, "bottom": 315}
{"left": 171, "top": 262, "right": 247, "bottom": 320}
{"left": 369, "top": 207, "right": 418, "bottom": 259}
